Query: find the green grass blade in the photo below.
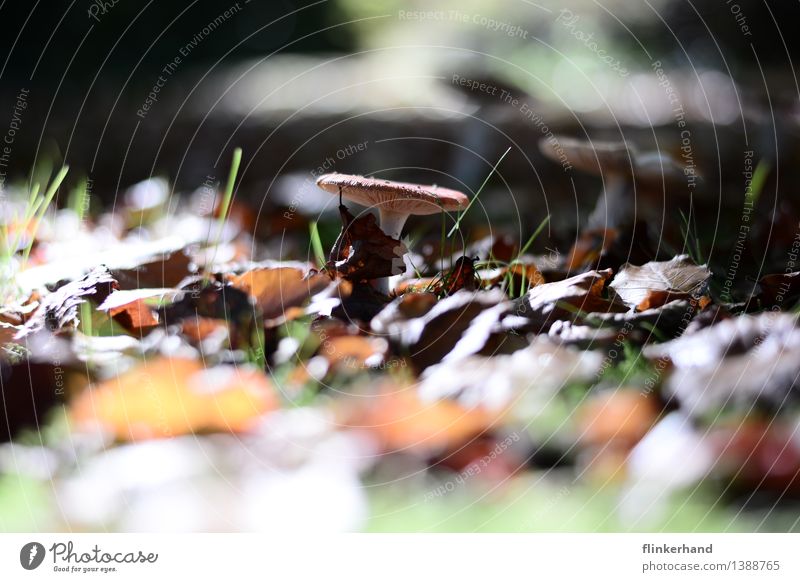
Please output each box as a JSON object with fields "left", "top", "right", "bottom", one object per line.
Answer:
{"left": 205, "top": 148, "right": 242, "bottom": 278}
{"left": 309, "top": 221, "right": 325, "bottom": 267}
{"left": 447, "top": 147, "right": 512, "bottom": 237}
{"left": 516, "top": 215, "right": 551, "bottom": 260}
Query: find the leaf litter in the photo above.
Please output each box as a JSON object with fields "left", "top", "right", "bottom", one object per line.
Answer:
{"left": 2, "top": 149, "right": 800, "bottom": 532}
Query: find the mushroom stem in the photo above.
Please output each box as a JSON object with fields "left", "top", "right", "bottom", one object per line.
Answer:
{"left": 378, "top": 208, "right": 409, "bottom": 240}
{"left": 373, "top": 208, "right": 410, "bottom": 295}
{"left": 587, "top": 175, "right": 633, "bottom": 230}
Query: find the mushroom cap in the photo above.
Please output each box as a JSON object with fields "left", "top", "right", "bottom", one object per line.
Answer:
{"left": 540, "top": 137, "right": 633, "bottom": 176}
{"left": 541, "top": 137, "right": 693, "bottom": 189}
{"left": 635, "top": 152, "right": 695, "bottom": 189}
{"left": 315, "top": 173, "right": 469, "bottom": 216}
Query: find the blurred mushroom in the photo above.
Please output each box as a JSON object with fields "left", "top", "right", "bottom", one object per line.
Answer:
{"left": 540, "top": 137, "right": 688, "bottom": 229}
{"left": 315, "top": 173, "right": 469, "bottom": 240}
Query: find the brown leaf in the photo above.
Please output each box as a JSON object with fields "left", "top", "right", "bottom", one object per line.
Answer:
{"left": 635, "top": 289, "right": 707, "bottom": 311}
{"left": 418, "top": 337, "right": 603, "bottom": 412}
{"left": 228, "top": 265, "right": 330, "bottom": 321}
{"left": 327, "top": 205, "right": 407, "bottom": 283}
{"left": 112, "top": 249, "right": 193, "bottom": 290}
{"left": 426, "top": 256, "right": 479, "bottom": 296}
{"left": 514, "top": 268, "right": 626, "bottom": 332}
{"left": 566, "top": 228, "right": 619, "bottom": 270}
{"left": 180, "top": 316, "right": 229, "bottom": 345}
{"left": 72, "top": 358, "right": 278, "bottom": 440}
{"left": 609, "top": 255, "right": 710, "bottom": 310}
{"left": 97, "top": 288, "right": 174, "bottom": 334}
{"left": 16, "top": 266, "right": 118, "bottom": 339}
{"left": 341, "top": 387, "right": 493, "bottom": 453}
{"left": 372, "top": 289, "right": 515, "bottom": 371}
{"left": 160, "top": 280, "right": 254, "bottom": 349}
{"left": 109, "top": 299, "right": 159, "bottom": 333}
{"left": 645, "top": 313, "right": 800, "bottom": 417}
{"left": 323, "top": 335, "right": 390, "bottom": 370}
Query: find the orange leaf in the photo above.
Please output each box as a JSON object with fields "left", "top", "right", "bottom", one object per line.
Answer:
{"left": 72, "top": 358, "right": 278, "bottom": 440}
{"left": 343, "top": 388, "right": 493, "bottom": 453}
{"left": 228, "top": 266, "right": 329, "bottom": 320}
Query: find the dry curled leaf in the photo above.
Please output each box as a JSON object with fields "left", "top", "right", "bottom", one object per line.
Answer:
{"left": 327, "top": 205, "right": 407, "bottom": 283}
{"left": 72, "top": 357, "right": 278, "bottom": 440}
{"left": 609, "top": 255, "right": 710, "bottom": 310}
{"left": 514, "top": 268, "right": 626, "bottom": 332}
{"left": 372, "top": 289, "right": 515, "bottom": 371}
{"left": 108, "top": 299, "right": 159, "bottom": 333}
{"left": 428, "top": 256, "right": 479, "bottom": 296}
{"left": 16, "top": 266, "right": 118, "bottom": 339}
{"left": 566, "top": 228, "right": 619, "bottom": 270}
{"left": 97, "top": 288, "right": 175, "bottom": 334}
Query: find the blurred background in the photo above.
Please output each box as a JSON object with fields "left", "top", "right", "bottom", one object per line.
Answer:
{"left": 2, "top": 0, "right": 800, "bottom": 532}
{"left": 1, "top": 0, "right": 799, "bottom": 271}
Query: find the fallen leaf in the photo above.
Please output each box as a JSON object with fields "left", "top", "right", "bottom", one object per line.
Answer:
{"left": 590, "top": 298, "right": 700, "bottom": 338}
{"left": 514, "top": 268, "right": 626, "bottom": 332}
{"left": 16, "top": 236, "right": 190, "bottom": 294}
{"left": 327, "top": 205, "right": 407, "bottom": 283}
{"left": 566, "top": 228, "right": 619, "bottom": 270}
{"left": 97, "top": 288, "right": 180, "bottom": 311}
{"left": 16, "top": 266, "right": 118, "bottom": 339}
{"left": 341, "top": 387, "right": 493, "bottom": 453}
{"left": 609, "top": 255, "right": 710, "bottom": 310}
{"left": 160, "top": 280, "right": 254, "bottom": 349}
{"left": 97, "top": 289, "right": 176, "bottom": 334}
{"left": 180, "top": 316, "right": 230, "bottom": 345}
{"left": 645, "top": 313, "right": 800, "bottom": 417}
{"left": 427, "top": 256, "right": 479, "bottom": 296}
{"left": 322, "top": 335, "right": 390, "bottom": 370}
{"left": 418, "top": 336, "right": 603, "bottom": 412}
{"left": 635, "top": 289, "right": 698, "bottom": 311}
{"left": 72, "top": 358, "right": 278, "bottom": 440}
{"left": 228, "top": 265, "right": 330, "bottom": 321}
{"left": 372, "top": 289, "right": 515, "bottom": 371}
{"left": 109, "top": 299, "right": 159, "bottom": 333}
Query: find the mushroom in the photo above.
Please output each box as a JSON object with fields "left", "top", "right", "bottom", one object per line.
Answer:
{"left": 315, "top": 173, "right": 469, "bottom": 293}
{"left": 540, "top": 137, "right": 689, "bottom": 229}
{"left": 315, "top": 173, "right": 469, "bottom": 239}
